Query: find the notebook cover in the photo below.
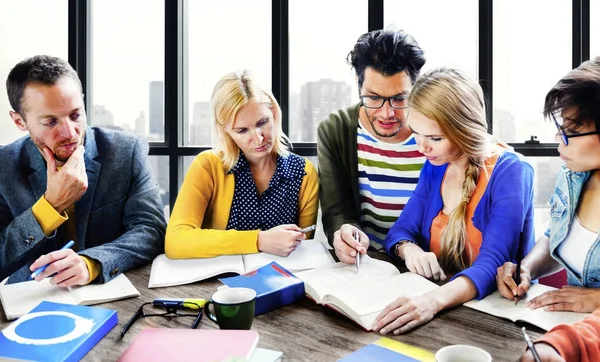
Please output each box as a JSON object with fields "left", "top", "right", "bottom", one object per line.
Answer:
{"left": 219, "top": 262, "right": 305, "bottom": 316}
{"left": 118, "top": 328, "right": 259, "bottom": 362}
{"left": 338, "top": 337, "right": 435, "bottom": 362}
{"left": 0, "top": 301, "right": 117, "bottom": 362}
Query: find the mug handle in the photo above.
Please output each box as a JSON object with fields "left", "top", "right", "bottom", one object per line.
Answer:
{"left": 204, "top": 300, "right": 218, "bottom": 324}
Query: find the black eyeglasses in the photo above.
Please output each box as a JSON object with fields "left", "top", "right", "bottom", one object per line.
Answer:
{"left": 552, "top": 112, "right": 600, "bottom": 146}
{"left": 120, "top": 301, "right": 203, "bottom": 338}
{"left": 360, "top": 94, "right": 409, "bottom": 109}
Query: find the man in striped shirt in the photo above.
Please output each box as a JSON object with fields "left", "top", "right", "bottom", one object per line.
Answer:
{"left": 317, "top": 29, "right": 426, "bottom": 264}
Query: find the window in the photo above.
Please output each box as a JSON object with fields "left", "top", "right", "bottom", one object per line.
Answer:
{"left": 288, "top": 0, "right": 366, "bottom": 143}
{"left": 149, "top": 156, "right": 170, "bottom": 219}
{"left": 91, "top": 0, "right": 164, "bottom": 141}
{"left": 529, "top": 157, "right": 563, "bottom": 238}
{"left": 184, "top": 0, "right": 271, "bottom": 147}
{"left": 384, "top": 0, "right": 479, "bottom": 80}
{"left": 0, "top": 0, "right": 68, "bottom": 145}
{"left": 493, "top": 0, "right": 571, "bottom": 144}
{"left": 591, "top": 0, "right": 600, "bottom": 57}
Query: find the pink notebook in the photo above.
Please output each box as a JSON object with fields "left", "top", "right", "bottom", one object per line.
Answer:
{"left": 118, "top": 328, "right": 259, "bottom": 362}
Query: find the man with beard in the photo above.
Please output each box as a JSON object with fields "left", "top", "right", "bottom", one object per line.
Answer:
{"left": 0, "top": 55, "right": 166, "bottom": 285}
{"left": 318, "top": 29, "right": 426, "bottom": 263}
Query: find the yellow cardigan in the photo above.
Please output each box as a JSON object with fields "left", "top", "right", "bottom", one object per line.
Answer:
{"left": 165, "top": 150, "right": 319, "bottom": 258}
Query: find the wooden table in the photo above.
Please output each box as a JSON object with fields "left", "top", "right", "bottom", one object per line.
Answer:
{"left": 0, "top": 260, "right": 543, "bottom": 361}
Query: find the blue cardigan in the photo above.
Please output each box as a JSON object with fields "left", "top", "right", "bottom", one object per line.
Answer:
{"left": 384, "top": 151, "right": 535, "bottom": 299}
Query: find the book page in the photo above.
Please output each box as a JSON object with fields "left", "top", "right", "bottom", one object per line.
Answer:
{"left": 69, "top": 273, "right": 140, "bottom": 305}
{"left": 0, "top": 279, "right": 76, "bottom": 320}
{"left": 148, "top": 254, "right": 245, "bottom": 288}
{"left": 327, "top": 273, "right": 440, "bottom": 317}
{"left": 295, "top": 256, "right": 400, "bottom": 303}
{"left": 242, "top": 239, "right": 335, "bottom": 273}
{"left": 519, "top": 306, "right": 588, "bottom": 331}
{"left": 462, "top": 283, "right": 580, "bottom": 328}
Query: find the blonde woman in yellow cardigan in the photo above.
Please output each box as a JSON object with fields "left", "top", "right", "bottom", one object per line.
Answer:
{"left": 165, "top": 70, "right": 319, "bottom": 258}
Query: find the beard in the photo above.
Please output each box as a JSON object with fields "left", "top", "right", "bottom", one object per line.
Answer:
{"left": 366, "top": 112, "right": 405, "bottom": 138}
{"left": 32, "top": 131, "right": 85, "bottom": 165}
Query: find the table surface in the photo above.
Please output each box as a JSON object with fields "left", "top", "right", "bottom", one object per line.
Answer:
{"left": 0, "top": 256, "right": 544, "bottom": 362}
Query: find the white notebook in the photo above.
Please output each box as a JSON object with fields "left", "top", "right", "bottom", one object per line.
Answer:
{"left": 148, "top": 239, "right": 335, "bottom": 288}
{"left": 0, "top": 273, "right": 139, "bottom": 320}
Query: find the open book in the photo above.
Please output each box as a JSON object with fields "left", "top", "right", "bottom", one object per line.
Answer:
{"left": 0, "top": 273, "right": 139, "bottom": 320}
{"left": 294, "top": 256, "right": 439, "bottom": 331}
{"left": 148, "top": 239, "right": 335, "bottom": 288}
{"left": 463, "top": 283, "right": 589, "bottom": 331}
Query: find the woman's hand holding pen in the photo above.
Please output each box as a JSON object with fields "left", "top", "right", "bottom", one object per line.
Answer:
{"left": 519, "top": 343, "right": 565, "bottom": 362}
{"left": 402, "top": 244, "right": 447, "bottom": 282}
{"left": 257, "top": 224, "right": 306, "bottom": 257}
{"left": 332, "top": 224, "right": 368, "bottom": 264}
{"left": 496, "top": 262, "right": 531, "bottom": 301}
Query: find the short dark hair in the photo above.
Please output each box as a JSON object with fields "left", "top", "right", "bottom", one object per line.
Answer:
{"left": 6, "top": 55, "right": 82, "bottom": 114}
{"left": 347, "top": 28, "right": 426, "bottom": 91}
{"left": 544, "top": 56, "right": 600, "bottom": 132}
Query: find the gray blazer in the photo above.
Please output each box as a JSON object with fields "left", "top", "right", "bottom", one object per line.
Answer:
{"left": 0, "top": 127, "right": 166, "bottom": 284}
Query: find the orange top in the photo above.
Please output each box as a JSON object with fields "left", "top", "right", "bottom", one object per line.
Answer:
{"left": 429, "top": 144, "right": 507, "bottom": 265}
{"left": 538, "top": 308, "right": 600, "bottom": 362}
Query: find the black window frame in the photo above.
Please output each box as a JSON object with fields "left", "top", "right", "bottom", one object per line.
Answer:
{"left": 64, "top": 0, "right": 590, "bottom": 213}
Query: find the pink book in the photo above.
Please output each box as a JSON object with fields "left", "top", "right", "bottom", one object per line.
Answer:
{"left": 118, "top": 328, "right": 259, "bottom": 362}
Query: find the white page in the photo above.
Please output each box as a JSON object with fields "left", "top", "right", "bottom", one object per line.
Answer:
{"left": 69, "top": 273, "right": 140, "bottom": 305}
{"left": 328, "top": 273, "right": 439, "bottom": 317}
{"left": 242, "top": 239, "right": 335, "bottom": 273}
{"left": 521, "top": 306, "right": 588, "bottom": 331}
{"left": 148, "top": 254, "right": 245, "bottom": 288}
{"left": 463, "top": 283, "right": 585, "bottom": 328}
{"left": 0, "top": 279, "right": 76, "bottom": 320}
{"left": 295, "top": 256, "right": 400, "bottom": 302}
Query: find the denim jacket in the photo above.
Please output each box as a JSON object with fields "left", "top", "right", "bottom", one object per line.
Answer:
{"left": 546, "top": 166, "right": 600, "bottom": 287}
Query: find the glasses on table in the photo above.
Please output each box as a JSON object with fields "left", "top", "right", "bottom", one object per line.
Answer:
{"left": 551, "top": 112, "right": 600, "bottom": 146}
{"left": 120, "top": 300, "right": 203, "bottom": 338}
{"left": 359, "top": 94, "right": 409, "bottom": 109}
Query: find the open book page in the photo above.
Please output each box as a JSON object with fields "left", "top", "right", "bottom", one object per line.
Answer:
{"left": 0, "top": 279, "right": 76, "bottom": 320}
{"left": 69, "top": 273, "right": 140, "bottom": 305}
{"left": 294, "top": 256, "right": 400, "bottom": 304}
{"left": 242, "top": 239, "right": 335, "bottom": 273}
{"left": 148, "top": 254, "right": 245, "bottom": 288}
{"left": 325, "top": 273, "right": 439, "bottom": 330}
{"left": 463, "top": 283, "right": 589, "bottom": 331}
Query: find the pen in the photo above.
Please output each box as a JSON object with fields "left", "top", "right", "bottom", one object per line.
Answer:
{"left": 299, "top": 225, "right": 316, "bottom": 233}
{"left": 152, "top": 298, "right": 207, "bottom": 310}
{"left": 354, "top": 229, "right": 360, "bottom": 273}
{"left": 514, "top": 262, "right": 521, "bottom": 305}
{"left": 30, "top": 240, "right": 75, "bottom": 280}
{"left": 521, "top": 327, "right": 541, "bottom": 362}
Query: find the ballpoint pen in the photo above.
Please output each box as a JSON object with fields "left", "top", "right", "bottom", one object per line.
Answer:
{"left": 354, "top": 229, "right": 360, "bottom": 273}
{"left": 521, "top": 327, "right": 541, "bottom": 362}
{"left": 514, "top": 262, "right": 521, "bottom": 305}
{"left": 299, "top": 225, "right": 316, "bottom": 233}
{"left": 30, "top": 240, "right": 75, "bottom": 279}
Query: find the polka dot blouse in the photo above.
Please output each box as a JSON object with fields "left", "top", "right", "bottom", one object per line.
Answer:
{"left": 226, "top": 152, "right": 307, "bottom": 231}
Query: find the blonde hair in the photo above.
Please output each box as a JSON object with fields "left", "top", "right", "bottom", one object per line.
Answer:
{"left": 211, "top": 70, "right": 290, "bottom": 171}
{"left": 409, "top": 67, "right": 490, "bottom": 272}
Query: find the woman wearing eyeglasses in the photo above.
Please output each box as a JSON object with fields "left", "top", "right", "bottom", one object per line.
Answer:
{"left": 372, "top": 67, "right": 535, "bottom": 335}
{"left": 497, "top": 57, "right": 600, "bottom": 320}
{"left": 164, "top": 70, "right": 318, "bottom": 258}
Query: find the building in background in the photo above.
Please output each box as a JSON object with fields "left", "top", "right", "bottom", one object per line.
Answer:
{"left": 188, "top": 101, "right": 211, "bottom": 146}
{"left": 292, "top": 79, "right": 351, "bottom": 142}
{"left": 149, "top": 80, "right": 164, "bottom": 139}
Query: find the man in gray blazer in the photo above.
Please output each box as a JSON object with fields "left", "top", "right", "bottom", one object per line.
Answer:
{"left": 0, "top": 55, "right": 166, "bottom": 285}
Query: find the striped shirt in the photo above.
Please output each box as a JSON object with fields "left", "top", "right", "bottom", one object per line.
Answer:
{"left": 357, "top": 121, "right": 425, "bottom": 249}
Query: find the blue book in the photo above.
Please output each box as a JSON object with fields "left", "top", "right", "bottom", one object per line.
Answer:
{"left": 219, "top": 262, "right": 305, "bottom": 316}
{"left": 0, "top": 301, "right": 118, "bottom": 362}
{"left": 339, "top": 337, "right": 435, "bottom": 362}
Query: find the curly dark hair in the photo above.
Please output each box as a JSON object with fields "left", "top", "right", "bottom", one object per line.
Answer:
{"left": 347, "top": 28, "right": 426, "bottom": 92}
